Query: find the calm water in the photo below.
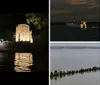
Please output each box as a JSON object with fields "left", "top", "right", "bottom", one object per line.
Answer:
{"left": 51, "top": 24, "right": 99, "bottom": 41}
{"left": 0, "top": 52, "right": 33, "bottom": 72}
{"left": 50, "top": 47, "right": 100, "bottom": 85}
{"left": 0, "top": 50, "right": 48, "bottom": 72}
{"left": 51, "top": 71, "right": 100, "bottom": 85}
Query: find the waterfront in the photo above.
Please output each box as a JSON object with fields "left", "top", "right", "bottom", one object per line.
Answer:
{"left": 51, "top": 24, "right": 99, "bottom": 41}
{"left": 0, "top": 48, "right": 48, "bottom": 72}
{"left": 50, "top": 43, "right": 100, "bottom": 85}
{"left": 51, "top": 71, "right": 100, "bottom": 85}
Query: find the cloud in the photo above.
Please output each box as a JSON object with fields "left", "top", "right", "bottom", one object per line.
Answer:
{"left": 51, "top": 9, "right": 71, "bottom": 15}
{"left": 51, "top": 0, "right": 99, "bottom": 22}
{"left": 51, "top": 11, "right": 99, "bottom": 22}
{"left": 64, "top": 0, "right": 99, "bottom": 8}
{"left": 87, "top": 3, "right": 100, "bottom": 8}
{"left": 65, "top": 0, "right": 86, "bottom": 5}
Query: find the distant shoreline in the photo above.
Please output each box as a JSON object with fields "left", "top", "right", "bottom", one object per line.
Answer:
{"left": 51, "top": 46, "right": 100, "bottom": 49}
{"left": 0, "top": 42, "right": 48, "bottom": 52}
{"left": 51, "top": 22, "right": 100, "bottom": 25}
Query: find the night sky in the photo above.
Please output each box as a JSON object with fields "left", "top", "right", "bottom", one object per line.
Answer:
{"left": 0, "top": 13, "right": 26, "bottom": 39}
{"left": 51, "top": 0, "right": 99, "bottom": 22}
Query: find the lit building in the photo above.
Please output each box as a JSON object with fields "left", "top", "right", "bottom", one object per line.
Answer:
{"left": 80, "top": 21, "right": 87, "bottom": 29}
{"left": 15, "top": 24, "right": 33, "bottom": 43}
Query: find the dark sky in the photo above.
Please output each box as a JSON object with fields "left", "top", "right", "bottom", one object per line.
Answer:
{"left": 0, "top": 13, "right": 26, "bottom": 30}
{"left": 51, "top": 0, "right": 99, "bottom": 22}
{"left": 0, "top": 13, "right": 26, "bottom": 38}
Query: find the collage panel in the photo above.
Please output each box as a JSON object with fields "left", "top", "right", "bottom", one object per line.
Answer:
{"left": 50, "top": 42, "right": 100, "bottom": 85}
{"left": 0, "top": 12, "right": 49, "bottom": 84}
{"left": 0, "top": 0, "right": 49, "bottom": 84}
{"left": 50, "top": 0, "right": 99, "bottom": 41}
{"left": 0, "top": 13, "right": 48, "bottom": 72}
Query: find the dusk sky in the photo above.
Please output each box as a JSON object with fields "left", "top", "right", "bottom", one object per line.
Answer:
{"left": 51, "top": 0, "right": 99, "bottom": 22}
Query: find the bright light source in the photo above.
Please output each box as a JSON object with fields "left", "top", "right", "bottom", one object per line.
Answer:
{"left": 80, "top": 21, "right": 87, "bottom": 29}
{"left": 15, "top": 24, "right": 33, "bottom": 43}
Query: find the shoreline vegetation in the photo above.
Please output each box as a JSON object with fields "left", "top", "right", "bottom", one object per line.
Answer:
{"left": 50, "top": 66, "right": 100, "bottom": 80}
{"left": 0, "top": 42, "right": 48, "bottom": 52}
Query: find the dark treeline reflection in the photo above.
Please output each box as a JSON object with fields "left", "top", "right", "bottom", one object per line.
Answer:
{"left": 0, "top": 50, "right": 48, "bottom": 72}
{"left": 50, "top": 66, "right": 100, "bottom": 80}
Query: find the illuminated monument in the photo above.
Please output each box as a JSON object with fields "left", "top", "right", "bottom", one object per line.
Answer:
{"left": 80, "top": 21, "right": 87, "bottom": 29}
{"left": 15, "top": 24, "right": 33, "bottom": 43}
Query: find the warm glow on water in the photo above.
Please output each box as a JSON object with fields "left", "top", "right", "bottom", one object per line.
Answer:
{"left": 14, "top": 52, "right": 33, "bottom": 72}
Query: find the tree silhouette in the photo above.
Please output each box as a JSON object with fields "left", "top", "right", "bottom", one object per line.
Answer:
{"left": 25, "top": 13, "right": 48, "bottom": 44}
{"left": 26, "top": 13, "right": 48, "bottom": 30}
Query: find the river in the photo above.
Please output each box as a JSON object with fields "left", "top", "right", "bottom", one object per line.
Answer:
{"left": 50, "top": 43, "right": 100, "bottom": 85}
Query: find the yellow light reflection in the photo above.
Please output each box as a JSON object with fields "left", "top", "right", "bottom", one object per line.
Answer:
{"left": 14, "top": 52, "right": 33, "bottom": 72}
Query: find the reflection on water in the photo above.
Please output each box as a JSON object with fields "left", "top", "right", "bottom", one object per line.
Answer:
{"left": 0, "top": 53, "right": 3, "bottom": 72}
{"left": 0, "top": 51, "right": 47, "bottom": 72}
{"left": 14, "top": 52, "right": 33, "bottom": 72}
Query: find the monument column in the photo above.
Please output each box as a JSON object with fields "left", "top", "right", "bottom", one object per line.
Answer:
{"left": 15, "top": 24, "right": 33, "bottom": 43}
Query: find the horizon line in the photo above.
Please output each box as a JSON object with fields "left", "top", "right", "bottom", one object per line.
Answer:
{"left": 51, "top": 46, "right": 100, "bottom": 49}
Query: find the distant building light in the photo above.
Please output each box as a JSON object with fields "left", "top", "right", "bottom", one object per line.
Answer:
{"left": 80, "top": 21, "right": 87, "bottom": 29}
{"left": 15, "top": 24, "right": 33, "bottom": 43}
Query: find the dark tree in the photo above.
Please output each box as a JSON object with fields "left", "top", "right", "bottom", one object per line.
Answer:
{"left": 25, "top": 13, "right": 48, "bottom": 44}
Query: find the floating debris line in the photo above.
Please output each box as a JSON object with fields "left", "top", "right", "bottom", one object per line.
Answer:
{"left": 50, "top": 66, "right": 100, "bottom": 80}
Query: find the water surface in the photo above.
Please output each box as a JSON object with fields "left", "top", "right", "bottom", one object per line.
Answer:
{"left": 51, "top": 71, "right": 100, "bottom": 85}
{"left": 51, "top": 24, "right": 99, "bottom": 41}
{"left": 0, "top": 52, "right": 33, "bottom": 72}
{"left": 51, "top": 46, "right": 100, "bottom": 85}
